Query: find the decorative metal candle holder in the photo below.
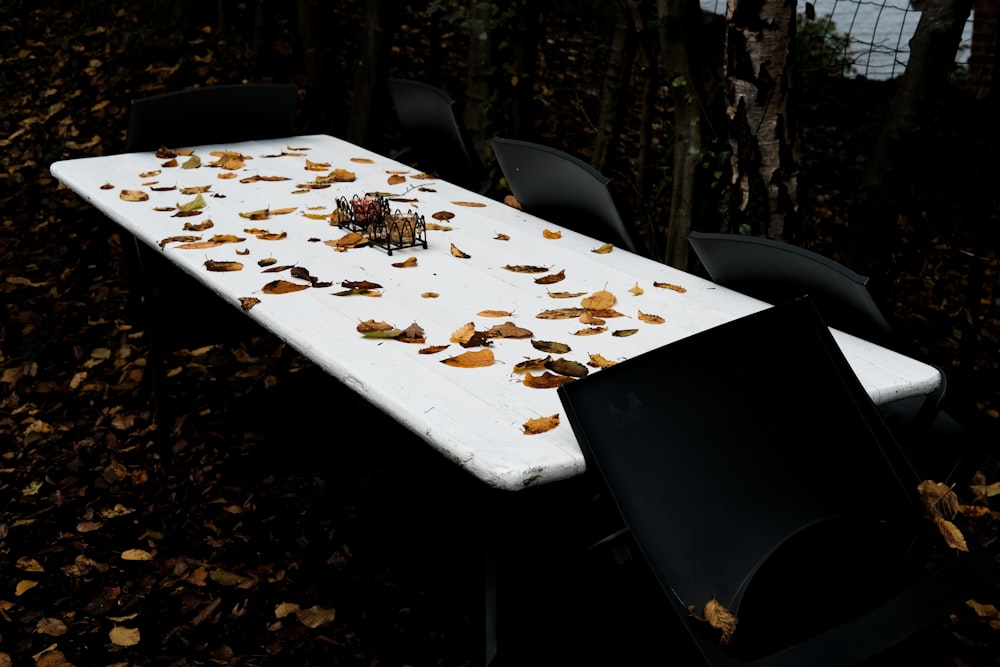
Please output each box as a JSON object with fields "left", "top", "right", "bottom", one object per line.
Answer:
{"left": 334, "top": 195, "right": 428, "bottom": 255}
{"left": 335, "top": 195, "right": 389, "bottom": 233}
{"left": 371, "top": 207, "right": 428, "bottom": 255}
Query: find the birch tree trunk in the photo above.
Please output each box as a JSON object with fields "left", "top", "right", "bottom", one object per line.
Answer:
{"left": 725, "top": 0, "right": 799, "bottom": 241}
{"left": 659, "top": 0, "right": 708, "bottom": 267}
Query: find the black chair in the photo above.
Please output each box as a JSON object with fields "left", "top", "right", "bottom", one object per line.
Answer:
{"left": 123, "top": 84, "right": 298, "bottom": 434}
{"left": 125, "top": 83, "right": 297, "bottom": 153}
{"left": 386, "top": 78, "right": 491, "bottom": 195}
{"left": 687, "top": 230, "right": 971, "bottom": 483}
{"left": 558, "top": 297, "right": 999, "bottom": 666}
{"left": 490, "top": 136, "right": 644, "bottom": 255}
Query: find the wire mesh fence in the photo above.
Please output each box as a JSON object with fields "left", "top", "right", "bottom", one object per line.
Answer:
{"left": 701, "top": 0, "right": 996, "bottom": 97}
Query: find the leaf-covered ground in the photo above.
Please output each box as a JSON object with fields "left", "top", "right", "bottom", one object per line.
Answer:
{"left": 2, "top": 3, "right": 999, "bottom": 666}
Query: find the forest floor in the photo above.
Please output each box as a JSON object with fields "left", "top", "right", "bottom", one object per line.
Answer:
{"left": 2, "top": 3, "right": 1000, "bottom": 666}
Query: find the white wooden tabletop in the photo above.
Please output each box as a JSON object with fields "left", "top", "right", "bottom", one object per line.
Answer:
{"left": 51, "top": 135, "right": 942, "bottom": 490}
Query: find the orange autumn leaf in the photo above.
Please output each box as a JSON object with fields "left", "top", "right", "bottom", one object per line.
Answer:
{"left": 433, "top": 211, "right": 455, "bottom": 220}
{"left": 441, "top": 349, "right": 495, "bottom": 368}
{"left": 581, "top": 290, "right": 616, "bottom": 310}
{"left": 387, "top": 174, "right": 406, "bottom": 185}
{"left": 523, "top": 414, "right": 560, "bottom": 435}
{"left": 350, "top": 157, "right": 375, "bottom": 164}
{"left": 261, "top": 280, "right": 310, "bottom": 294}
{"left": 305, "top": 159, "right": 331, "bottom": 171}
{"left": 703, "top": 598, "right": 739, "bottom": 645}
{"left": 477, "top": 309, "right": 513, "bottom": 318}
{"left": 392, "top": 256, "right": 418, "bottom": 268}
{"left": 587, "top": 353, "right": 618, "bottom": 368}
{"left": 419, "top": 344, "right": 450, "bottom": 355}
{"left": 653, "top": 281, "right": 688, "bottom": 293}
{"left": 535, "top": 269, "right": 566, "bottom": 284}
{"left": 329, "top": 168, "right": 356, "bottom": 182}
{"left": 452, "top": 201, "right": 487, "bottom": 207}
{"left": 542, "top": 229, "right": 562, "bottom": 239}
{"left": 638, "top": 310, "right": 665, "bottom": 324}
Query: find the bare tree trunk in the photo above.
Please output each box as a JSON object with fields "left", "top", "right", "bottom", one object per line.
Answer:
{"left": 592, "top": 1, "right": 640, "bottom": 174}
{"left": 464, "top": 1, "right": 495, "bottom": 164}
{"left": 506, "top": 0, "right": 541, "bottom": 140}
{"left": 659, "top": 0, "right": 708, "bottom": 268}
{"left": 297, "top": 0, "right": 340, "bottom": 132}
{"left": 725, "top": 0, "right": 799, "bottom": 241}
{"left": 851, "top": 0, "right": 973, "bottom": 275}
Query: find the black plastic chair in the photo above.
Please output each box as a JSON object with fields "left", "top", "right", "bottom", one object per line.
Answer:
{"left": 687, "top": 230, "right": 971, "bottom": 483}
{"left": 386, "top": 78, "right": 491, "bottom": 195}
{"left": 490, "top": 136, "right": 644, "bottom": 255}
{"left": 558, "top": 297, "right": 999, "bottom": 666}
{"left": 123, "top": 84, "right": 298, "bottom": 434}
{"left": 125, "top": 83, "right": 297, "bottom": 153}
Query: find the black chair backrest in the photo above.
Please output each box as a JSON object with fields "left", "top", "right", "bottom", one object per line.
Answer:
{"left": 125, "top": 83, "right": 297, "bottom": 153}
{"left": 687, "top": 230, "right": 894, "bottom": 344}
{"left": 490, "top": 136, "right": 641, "bottom": 254}
{"left": 558, "top": 297, "right": 986, "bottom": 665}
{"left": 386, "top": 78, "right": 489, "bottom": 193}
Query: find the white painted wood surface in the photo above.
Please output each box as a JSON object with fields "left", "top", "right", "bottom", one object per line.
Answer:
{"left": 51, "top": 135, "right": 941, "bottom": 490}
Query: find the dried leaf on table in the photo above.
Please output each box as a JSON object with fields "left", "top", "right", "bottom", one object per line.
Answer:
{"left": 356, "top": 320, "right": 394, "bottom": 334}
{"left": 150, "top": 184, "right": 176, "bottom": 191}
{"left": 588, "top": 353, "right": 618, "bottom": 368}
{"left": 450, "top": 322, "right": 476, "bottom": 344}
{"left": 495, "top": 233, "right": 510, "bottom": 240}
{"left": 536, "top": 307, "right": 585, "bottom": 320}
{"left": 542, "top": 229, "right": 562, "bottom": 239}
{"left": 513, "top": 356, "right": 551, "bottom": 373}
{"left": 531, "top": 340, "right": 571, "bottom": 354}
{"left": 485, "top": 321, "right": 533, "bottom": 339}
{"left": 262, "top": 264, "right": 295, "bottom": 273}
{"left": 119, "top": 189, "right": 148, "bottom": 202}
{"left": 325, "top": 232, "right": 367, "bottom": 249}
{"left": 452, "top": 201, "right": 486, "bottom": 207}
{"left": 545, "top": 358, "right": 589, "bottom": 377}
{"left": 581, "top": 290, "right": 616, "bottom": 310}
{"left": 503, "top": 195, "right": 522, "bottom": 209}
{"left": 179, "top": 185, "right": 211, "bottom": 194}
{"left": 398, "top": 322, "right": 426, "bottom": 343}
{"left": 181, "top": 155, "right": 201, "bottom": 169}
{"left": 613, "top": 329, "right": 639, "bottom": 337}
{"left": 305, "top": 159, "right": 330, "bottom": 171}
{"left": 176, "top": 234, "right": 246, "bottom": 249}
{"left": 350, "top": 157, "right": 375, "bottom": 164}
{"left": 579, "top": 312, "right": 605, "bottom": 326}
{"left": 419, "top": 345, "right": 450, "bottom": 355}
{"left": 433, "top": 211, "right": 454, "bottom": 220}
{"left": 100, "top": 182, "right": 115, "bottom": 189}
{"left": 238, "top": 297, "right": 260, "bottom": 312}
{"left": 426, "top": 223, "right": 453, "bottom": 231}
{"left": 523, "top": 414, "right": 560, "bottom": 435}
{"left": 183, "top": 219, "right": 214, "bottom": 231}
{"left": 155, "top": 146, "right": 177, "bottom": 159}
{"left": 629, "top": 282, "right": 644, "bottom": 295}
{"left": 387, "top": 174, "right": 406, "bottom": 185}
{"left": 329, "top": 168, "right": 356, "bottom": 182}
{"left": 422, "top": 292, "right": 439, "bottom": 298}
{"left": 522, "top": 372, "right": 575, "bottom": 388}
{"left": 638, "top": 311, "right": 664, "bottom": 324}
{"left": 204, "top": 260, "right": 243, "bottom": 272}
{"left": 450, "top": 243, "right": 471, "bottom": 258}
{"left": 240, "top": 208, "right": 270, "bottom": 220}
{"left": 342, "top": 280, "right": 383, "bottom": 290}
{"left": 177, "top": 193, "right": 207, "bottom": 212}
{"left": 573, "top": 327, "right": 607, "bottom": 336}
{"left": 258, "top": 257, "right": 278, "bottom": 267}
{"left": 158, "top": 235, "right": 201, "bottom": 248}
{"left": 441, "top": 349, "right": 495, "bottom": 368}
{"left": 261, "top": 280, "right": 309, "bottom": 295}
{"left": 547, "top": 290, "right": 587, "bottom": 299}
{"left": 653, "top": 281, "right": 688, "bottom": 293}
{"left": 592, "top": 243, "right": 614, "bottom": 254}
{"left": 478, "top": 309, "right": 513, "bottom": 318}
{"left": 392, "top": 257, "right": 418, "bottom": 268}
{"left": 503, "top": 264, "right": 548, "bottom": 273}
{"left": 535, "top": 269, "right": 566, "bottom": 284}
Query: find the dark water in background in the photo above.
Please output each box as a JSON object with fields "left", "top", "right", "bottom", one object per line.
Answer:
{"left": 700, "top": 0, "right": 975, "bottom": 80}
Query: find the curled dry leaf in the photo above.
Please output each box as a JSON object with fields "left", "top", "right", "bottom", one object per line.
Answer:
{"left": 592, "top": 243, "right": 614, "bottom": 254}
{"left": 422, "top": 292, "right": 439, "bottom": 298}
{"left": 119, "top": 189, "right": 148, "bottom": 202}
{"left": 523, "top": 414, "right": 560, "bottom": 435}
{"left": 275, "top": 602, "right": 300, "bottom": 619}
{"left": 934, "top": 516, "right": 969, "bottom": 551}
{"left": 16, "top": 557, "right": 44, "bottom": 572}
{"left": 573, "top": 327, "right": 607, "bottom": 336}
{"left": 579, "top": 312, "right": 605, "bottom": 326}
{"left": 356, "top": 320, "right": 394, "bottom": 334}
{"left": 545, "top": 358, "right": 589, "bottom": 377}
{"left": 548, "top": 290, "right": 587, "bottom": 299}
{"left": 121, "top": 549, "right": 153, "bottom": 561}
{"left": 176, "top": 234, "right": 246, "bottom": 250}
{"left": 535, "top": 269, "right": 566, "bottom": 284}
{"left": 503, "top": 264, "right": 548, "bottom": 273}
{"left": 452, "top": 201, "right": 487, "bottom": 207}
{"left": 441, "top": 349, "right": 495, "bottom": 368}
{"left": 387, "top": 174, "right": 406, "bottom": 185}
{"left": 433, "top": 211, "right": 455, "bottom": 220}
{"left": 485, "top": 321, "right": 533, "bottom": 339}
{"left": 100, "top": 182, "right": 115, "bottom": 190}
{"left": 399, "top": 322, "right": 426, "bottom": 343}
{"left": 588, "top": 353, "right": 618, "bottom": 368}
{"left": 204, "top": 260, "right": 243, "bottom": 272}
{"left": 918, "top": 479, "right": 960, "bottom": 520}
{"left": 629, "top": 282, "right": 645, "bottom": 296}
{"left": 450, "top": 322, "right": 476, "bottom": 344}
{"left": 36, "top": 617, "right": 68, "bottom": 637}
{"left": 542, "top": 229, "right": 562, "bottom": 239}
{"left": 15, "top": 579, "right": 38, "bottom": 596}
{"left": 613, "top": 329, "right": 639, "bottom": 337}
{"left": 350, "top": 157, "right": 375, "bottom": 163}
{"left": 239, "top": 297, "right": 260, "bottom": 312}
{"left": 392, "top": 256, "right": 418, "bottom": 268}
{"left": 419, "top": 344, "right": 450, "bottom": 355}
{"left": 654, "top": 281, "right": 688, "bottom": 293}
{"left": 305, "top": 159, "right": 331, "bottom": 171}
{"left": 450, "top": 243, "right": 471, "bottom": 258}
{"left": 522, "top": 372, "right": 576, "bottom": 389}
{"left": 426, "top": 223, "right": 453, "bottom": 231}
{"left": 703, "top": 598, "right": 738, "bottom": 645}
{"left": 638, "top": 311, "right": 665, "bottom": 324}
{"left": 503, "top": 194, "right": 522, "bottom": 209}
{"left": 181, "top": 154, "right": 201, "bottom": 169}
{"left": 329, "top": 168, "right": 356, "bottom": 182}
{"left": 513, "top": 356, "right": 551, "bottom": 373}
{"left": 495, "top": 233, "right": 511, "bottom": 240}
{"left": 183, "top": 219, "right": 214, "bottom": 232}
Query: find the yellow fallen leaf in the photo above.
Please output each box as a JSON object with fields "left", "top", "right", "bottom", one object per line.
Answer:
{"left": 16, "top": 557, "right": 44, "bottom": 572}
{"left": 629, "top": 282, "right": 644, "bottom": 296}
{"left": 934, "top": 516, "right": 969, "bottom": 551}
{"left": 296, "top": 605, "right": 336, "bottom": 628}
{"left": 581, "top": 290, "right": 616, "bottom": 310}
{"left": 638, "top": 310, "right": 664, "bottom": 324}
{"left": 703, "top": 598, "right": 738, "bottom": 645}
{"left": 15, "top": 580, "right": 38, "bottom": 596}
{"left": 275, "top": 602, "right": 300, "bottom": 618}
{"left": 592, "top": 243, "right": 614, "bottom": 254}
{"left": 109, "top": 626, "right": 141, "bottom": 647}
{"left": 119, "top": 189, "right": 148, "bottom": 202}
{"left": 121, "top": 549, "right": 153, "bottom": 561}
{"left": 450, "top": 322, "right": 476, "bottom": 343}
{"left": 523, "top": 414, "right": 560, "bottom": 435}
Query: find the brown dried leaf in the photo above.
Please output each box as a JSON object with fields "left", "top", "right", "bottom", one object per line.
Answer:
{"left": 523, "top": 414, "right": 560, "bottom": 435}
{"left": 478, "top": 309, "right": 513, "bottom": 318}
{"left": 545, "top": 358, "right": 589, "bottom": 377}
{"left": 441, "top": 349, "right": 495, "bottom": 368}
{"left": 653, "top": 281, "right": 688, "bottom": 293}
{"left": 452, "top": 201, "right": 487, "bottom": 207}
{"left": 535, "top": 269, "right": 566, "bottom": 284}
{"left": 629, "top": 282, "right": 645, "bottom": 296}
{"left": 387, "top": 174, "right": 406, "bottom": 185}
{"left": 204, "top": 260, "right": 243, "bottom": 272}
{"left": 239, "top": 297, "right": 261, "bottom": 312}
{"left": 109, "top": 626, "right": 141, "bottom": 647}
{"left": 918, "top": 480, "right": 960, "bottom": 520}
{"left": 573, "top": 327, "right": 607, "bottom": 336}
{"left": 638, "top": 311, "right": 665, "bottom": 324}
{"left": 613, "top": 329, "right": 639, "bottom": 337}
{"left": 356, "top": 320, "right": 394, "bottom": 333}
{"left": 547, "top": 290, "right": 587, "bottom": 299}
{"left": 592, "top": 243, "right": 614, "bottom": 254}
{"left": 183, "top": 219, "right": 214, "bottom": 231}
{"left": 485, "top": 321, "right": 534, "bottom": 339}
{"left": 419, "top": 345, "right": 450, "bottom": 355}
{"left": 587, "top": 353, "right": 618, "bottom": 368}
{"left": 450, "top": 243, "right": 471, "bottom": 258}
{"left": 392, "top": 256, "right": 418, "bottom": 268}
{"left": 536, "top": 308, "right": 585, "bottom": 320}
{"left": 934, "top": 516, "right": 969, "bottom": 551}
{"left": 495, "top": 233, "right": 511, "bottom": 240}
{"left": 305, "top": 159, "right": 331, "bottom": 171}
{"left": 450, "top": 322, "right": 476, "bottom": 344}
{"left": 296, "top": 605, "right": 336, "bottom": 628}
{"left": 261, "top": 280, "right": 309, "bottom": 295}
{"left": 703, "top": 598, "right": 738, "bottom": 645}
{"left": 522, "top": 371, "right": 576, "bottom": 389}
{"left": 542, "top": 229, "right": 562, "bottom": 239}
{"left": 531, "top": 340, "right": 571, "bottom": 354}
{"left": 330, "top": 168, "right": 356, "bottom": 182}
{"left": 350, "top": 157, "right": 375, "bottom": 164}
{"left": 513, "top": 356, "right": 551, "bottom": 373}
{"left": 503, "top": 194, "right": 522, "bottom": 209}
{"left": 433, "top": 211, "right": 455, "bottom": 220}
{"left": 503, "top": 264, "right": 548, "bottom": 273}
